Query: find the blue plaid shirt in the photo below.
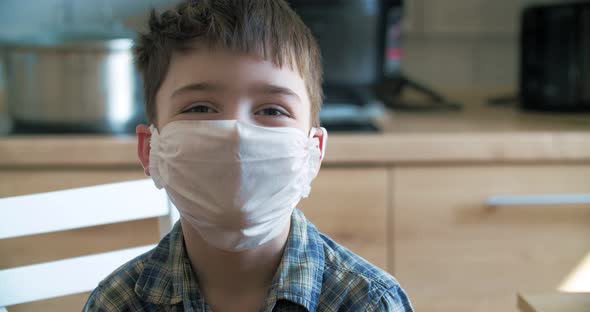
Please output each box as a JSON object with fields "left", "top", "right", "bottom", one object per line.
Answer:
{"left": 84, "top": 209, "right": 413, "bottom": 311}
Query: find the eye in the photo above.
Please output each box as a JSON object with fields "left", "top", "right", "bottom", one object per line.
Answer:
{"left": 181, "top": 104, "right": 218, "bottom": 114}
{"left": 255, "top": 106, "right": 290, "bottom": 117}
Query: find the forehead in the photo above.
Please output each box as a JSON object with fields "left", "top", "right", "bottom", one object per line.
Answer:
{"left": 158, "top": 47, "right": 308, "bottom": 98}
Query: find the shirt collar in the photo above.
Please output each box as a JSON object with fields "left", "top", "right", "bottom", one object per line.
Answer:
{"left": 134, "top": 209, "right": 325, "bottom": 311}
{"left": 263, "top": 209, "right": 325, "bottom": 312}
{"left": 134, "top": 221, "right": 194, "bottom": 306}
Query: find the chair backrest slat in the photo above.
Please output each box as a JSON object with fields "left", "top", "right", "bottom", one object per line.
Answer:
{"left": 0, "top": 244, "right": 156, "bottom": 307}
{"left": 0, "top": 179, "right": 178, "bottom": 310}
{"left": 0, "top": 179, "right": 169, "bottom": 239}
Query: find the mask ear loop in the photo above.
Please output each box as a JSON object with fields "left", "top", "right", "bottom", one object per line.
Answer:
{"left": 148, "top": 124, "right": 160, "bottom": 136}
{"left": 309, "top": 127, "right": 328, "bottom": 160}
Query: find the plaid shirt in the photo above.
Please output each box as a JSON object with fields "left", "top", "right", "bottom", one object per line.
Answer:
{"left": 84, "top": 209, "right": 413, "bottom": 311}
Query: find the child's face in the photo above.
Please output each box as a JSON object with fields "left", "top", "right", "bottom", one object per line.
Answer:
{"left": 154, "top": 47, "right": 312, "bottom": 132}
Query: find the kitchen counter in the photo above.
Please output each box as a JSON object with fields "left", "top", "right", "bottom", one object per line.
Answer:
{"left": 1, "top": 94, "right": 590, "bottom": 167}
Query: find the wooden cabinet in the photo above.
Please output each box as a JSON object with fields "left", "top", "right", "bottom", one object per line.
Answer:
{"left": 390, "top": 164, "right": 590, "bottom": 311}
{"left": 299, "top": 168, "right": 388, "bottom": 269}
{"left": 4, "top": 163, "right": 590, "bottom": 312}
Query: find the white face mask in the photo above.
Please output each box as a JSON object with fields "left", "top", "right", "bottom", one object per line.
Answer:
{"left": 148, "top": 120, "right": 326, "bottom": 251}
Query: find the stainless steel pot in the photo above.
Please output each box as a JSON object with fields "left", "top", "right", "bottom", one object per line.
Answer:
{"left": 3, "top": 36, "right": 145, "bottom": 133}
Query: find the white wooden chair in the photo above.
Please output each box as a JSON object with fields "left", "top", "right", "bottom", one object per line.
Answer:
{"left": 0, "top": 179, "right": 179, "bottom": 311}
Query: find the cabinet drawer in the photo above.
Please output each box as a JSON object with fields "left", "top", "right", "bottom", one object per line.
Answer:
{"left": 390, "top": 164, "right": 590, "bottom": 312}
{"left": 299, "top": 168, "right": 388, "bottom": 269}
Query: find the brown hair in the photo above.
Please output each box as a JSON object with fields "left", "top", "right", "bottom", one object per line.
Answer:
{"left": 133, "top": 0, "right": 323, "bottom": 127}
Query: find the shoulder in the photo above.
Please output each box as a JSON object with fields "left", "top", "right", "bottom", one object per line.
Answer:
{"left": 83, "top": 249, "right": 155, "bottom": 311}
{"left": 318, "top": 233, "right": 413, "bottom": 312}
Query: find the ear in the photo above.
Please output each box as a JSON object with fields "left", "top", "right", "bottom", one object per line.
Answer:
{"left": 311, "top": 127, "right": 328, "bottom": 162}
{"left": 136, "top": 124, "right": 152, "bottom": 176}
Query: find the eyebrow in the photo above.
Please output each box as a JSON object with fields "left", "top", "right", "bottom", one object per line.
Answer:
{"left": 255, "top": 84, "right": 301, "bottom": 102}
{"left": 171, "top": 82, "right": 225, "bottom": 99}
{"left": 171, "top": 81, "right": 301, "bottom": 103}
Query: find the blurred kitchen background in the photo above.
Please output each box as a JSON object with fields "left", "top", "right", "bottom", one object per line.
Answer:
{"left": 1, "top": 0, "right": 590, "bottom": 133}
{"left": 1, "top": 0, "right": 589, "bottom": 311}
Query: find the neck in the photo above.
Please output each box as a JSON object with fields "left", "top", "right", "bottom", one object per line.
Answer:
{"left": 181, "top": 218, "right": 290, "bottom": 295}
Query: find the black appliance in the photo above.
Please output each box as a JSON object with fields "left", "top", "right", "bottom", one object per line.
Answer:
{"left": 288, "top": 0, "right": 403, "bottom": 131}
{"left": 520, "top": 1, "right": 590, "bottom": 112}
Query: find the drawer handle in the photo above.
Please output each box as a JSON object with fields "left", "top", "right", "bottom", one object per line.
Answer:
{"left": 487, "top": 194, "right": 590, "bottom": 206}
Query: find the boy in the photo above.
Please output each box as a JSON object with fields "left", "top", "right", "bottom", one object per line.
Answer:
{"left": 84, "top": 0, "right": 413, "bottom": 311}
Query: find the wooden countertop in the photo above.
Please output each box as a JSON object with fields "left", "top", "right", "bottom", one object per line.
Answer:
{"left": 1, "top": 95, "right": 590, "bottom": 167}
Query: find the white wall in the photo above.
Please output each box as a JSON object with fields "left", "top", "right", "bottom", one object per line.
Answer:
{"left": 401, "top": 0, "right": 572, "bottom": 92}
